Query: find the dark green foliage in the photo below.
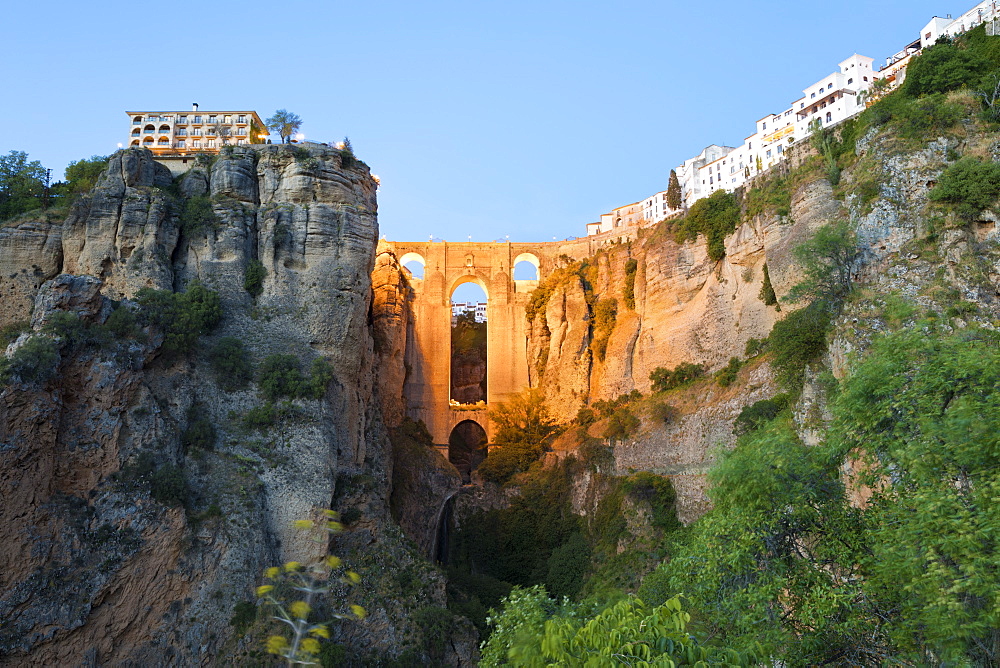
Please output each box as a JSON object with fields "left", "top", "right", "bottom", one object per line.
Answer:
{"left": 744, "top": 337, "right": 766, "bottom": 357}
{"left": 903, "top": 41, "right": 989, "bottom": 98}
{"left": 786, "top": 220, "right": 860, "bottom": 306}
{"left": 591, "top": 390, "right": 642, "bottom": 418}
{"left": 257, "top": 354, "right": 332, "bottom": 401}
{"left": 59, "top": 155, "right": 110, "bottom": 197}
{"left": 666, "top": 169, "right": 682, "bottom": 210}
{"left": 0, "top": 321, "right": 29, "bottom": 348}
{"left": 0, "top": 335, "right": 59, "bottom": 385}
{"left": 591, "top": 297, "right": 617, "bottom": 361}
{"left": 398, "top": 417, "right": 433, "bottom": 446}
{"left": 673, "top": 190, "right": 740, "bottom": 261}
{"left": 41, "top": 312, "right": 92, "bottom": 347}
{"left": 488, "top": 388, "right": 557, "bottom": 447}
{"left": 241, "top": 401, "right": 298, "bottom": 430}
{"left": 150, "top": 463, "right": 187, "bottom": 507}
{"left": 744, "top": 175, "right": 793, "bottom": 219}
{"left": 648, "top": 400, "right": 678, "bottom": 424}
{"left": 759, "top": 263, "right": 777, "bottom": 306}
{"left": 243, "top": 259, "right": 266, "bottom": 297}
{"left": 340, "top": 507, "right": 361, "bottom": 526}
{"left": 623, "top": 257, "right": 638, "bottom": 310}
{"left": 136, "top": 282, "right": 222, "bottom": 358}
{"left": 181, "top": 405, "right": 215, "bottom": 453}
{"left": 895, "top": 93, "right": 964, "bottom": 140}
{"left": 230, "top": 601, "right": 256, "bottom": 635}
{"left": 412, "top": 606, "right": 454, "bottom": 661}
{"left": 544, "top": 532, "right": 590, "bottom": 599}
{"left": 105, "top": 304, "right": 142, "bottom": 340}
{"left": 602, "top": 407, "right": 639, "bottom": 441}
{"left": 621, "top": 472, "right": 681, "bottom": 533}
{"left": 574, "top": 407, "right": 596, "bottom": 426}
{"left": 0, "top": 150, "right": 46, "bottom": 220}
{"left": 577, "top": 436, "right": 613, "bottom": 469}
{"left": 477, "top": 442, "right": 543, "bottom": 485}
{"left": 713, "top": 357, "right": 743, "bottom": 387}
{"left": 208, "top": 336, "right": 253, "bottom": 391}
{"left": 733, "top": 394, "right": 790, "bottom": 435}
{"left": 765, "top": 303, "right": 831, "bottom": 390}
{"left": 649, "top": 361, "right": 705, "bottom": 393}
{"left": 178, "top": 195, "right": 218, "bottom": 236}
{"left": 929, "top": 156, "right": 1000, "bottom": 220}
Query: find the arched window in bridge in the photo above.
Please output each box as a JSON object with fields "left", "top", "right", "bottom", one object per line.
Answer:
{"left": 513, "top": 252, "right": 540, "bottom": 281}
{"left": 450, "top": 279, "right": 488, "bottom": 406}
{"left": 448, "top": 420, "right": 487, "bottom": 484}
{"left": 399, "top": 252, "right": 425, "bottom": 280}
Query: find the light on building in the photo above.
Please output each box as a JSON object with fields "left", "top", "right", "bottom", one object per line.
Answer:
{"left": 117, "top": 143, "right": 123, "bottom": 148}
{"left": 295, "top": 133, "right": 305, "bottom": 142}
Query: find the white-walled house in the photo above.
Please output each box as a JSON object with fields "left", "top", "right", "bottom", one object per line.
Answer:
{"left": 920, "top": 0, "right": 1000, "bottom": 46}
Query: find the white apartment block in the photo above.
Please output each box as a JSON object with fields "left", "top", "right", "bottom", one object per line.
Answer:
{"left": 126, "top": 104, "right": 266, "bottom": 154}
{"left": 920, "top": 0, "right": 1000, "bottom": 46}
{"left": 451, "top": 302, "right": 487, "bottom": 323}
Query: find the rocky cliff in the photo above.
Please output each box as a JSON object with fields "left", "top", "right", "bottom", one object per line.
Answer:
{"left": 0, "top": 146, "right": 470, "bottom": 665}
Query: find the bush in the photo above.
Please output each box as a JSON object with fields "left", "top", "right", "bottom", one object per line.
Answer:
{"left": 209, "top": 336, "right": 253, "bottom": 391}
{"left": 178, "top": 195, "right": 218, "bottom": 236}
{"left": 759, "top": 263, "right": 778, "bottom": 306}
{"left": 745, "top": 337, "right": 766, "bottom": 357}
{"left": 895, "top": 93, "right": 964, "bottom": 140}
{"left": 592, "top": 390, "right": 642, "bottom": 418}
{"left": 244, "top": 259, "right": 266, "bottom": 298}
{"left": 230, "top": 601, "right": 256, "bottom": 635}
{"left": 591, "top": 298, "right": 617, "bottom": 361}
{"left": 0, "top": 336, "right": 59, "bottom": 385}
{"left": 674, "top": 190, "right": 740, "bottom": 261}
{"left": 575, "top": 407, "right": 596, "bottom": 426}
{"left": 397, "top": 417, "right": 434, "bottom": 446}
{"left": 257, "top": 354, "right": 332, "bottom": 401}
{"left": 733, "top": 394, "right": 790, "bottom": 435}
{"left": 181, "top": 405, "right": 216, "bottom": 452}
{"left": 105, "top": 304, "right": 142, "bottom": 339}
{"left": 578, "top": 436, "right": 613, "bottom": 469}
{"left": 649, "top": 401, "right": 678, "bottom": 424}
{"left": 766, "top": 303, "right": 831, "bottom": 390}
{"left": 929, "top": 157, "right": 1000, "bottom": 220}
{"left": 150, "top": 463, "right": 187, "bottom": 507}
{"left": 649, "top": 362, "right": 705, "bottom": 393}
{"left": 544, "top": 532, "right": 590, "bottom": 599}
{"left": 136, "top": 282, "right": 222, "bottom": 357}
{"left": 621, "top": 472, "right": 681, "bottom": 533}
{"left": 603, "top": 407, "right": 639, "bottom": 441}
{"left": 903, "top": 42, "right": 989, "bottom": 98}
{"left": 477, "top": 442, "right": 543, "bottom": 485}
{"left": 623, "top": 258, "right": 638, "bottom": 310}
{"left": 714, "top": 357, "right": 744, "bottom": 388}
{"left": 0, "top": 321, "right": 29, "bottom": 348}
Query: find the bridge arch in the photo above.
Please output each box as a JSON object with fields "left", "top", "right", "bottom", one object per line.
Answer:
{"left": 448, "top": 419, "right": 487, "bottom": 483}
{"left": 448, "top": 272, "right": 491, "bottom": 300}
{"left": 399, "top": 252, "right": 426, "bottom": 279}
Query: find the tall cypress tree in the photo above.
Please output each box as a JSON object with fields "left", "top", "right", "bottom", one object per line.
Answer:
{"left": 666, "top": 169, "right": 682, "bottom": 210}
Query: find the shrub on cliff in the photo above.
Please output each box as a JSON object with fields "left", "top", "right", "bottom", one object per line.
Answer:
{"left": 623, "top": 258, "right": 638, "bottom": 310}
{"left": 209, "top": 336, "right": 253, "bottom": 391}
{"left": 714, "top": 357, "right": 744, "bottom": 388}
{"left": 673, "top": 189, "right": 740, "bottom": 261}
{"left": 178, "top": 195, "right": 218, "bottom": 236}
{"left": 136, "top": 282, "right": 222, "bottom": 357}
{"left": 602, "top": 407, "right": 639, "bottom": 442}
{"left": 591, "top": 297, "right": 617, "bottom": 361}
{"left": 765, "top": 302, "right": 831, "bottom": 391}
{"left": 257, "top": 354, "right": 333, "bottom": 401}
{"left": 733, "top": 394, "right": 790, "bottom": 435}
{"left": 929, "top": 156, "right": 1000, "bottom": 220}
{"left": 649, "top": 361, "right": 705, "bottom": 393}
{"left": 244, "top": 260, "right": 266, "bottom": 298}
{"left": 0, "top": 335, "right": 59, "bottom": 385}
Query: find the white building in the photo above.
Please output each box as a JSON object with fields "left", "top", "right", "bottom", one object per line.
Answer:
{"left": 920, "top": 0, "right": 1000, "bottom": 46}
{"left": 676, "top": 144, "right": 735, "bottom": 208}
{"left": 451, "top": 301, "right": 487, "bottom": 323}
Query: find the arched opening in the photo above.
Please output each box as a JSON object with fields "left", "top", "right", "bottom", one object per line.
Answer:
{"left": 143, "top": 124, "right": 155, "bottom": 134}
{"left": 130, "top": 139, "right": 140, "bottom": 146}
{"left": 448, "top": 420, "right": 487, "bottom": 483}
{"left": 158, "top": 124, "right": 170, "bottom": 133}
{"left": 131, "top": 128, "right": 141, "bottom": 137}
{"left": 142, "top": 137, "right": 154, "bottom": 145}
{"left": 513, "top": 252, "right": 540, "bottom": 281}
{"left": 132, "top": 116, "right": 143, "bottom": 124}
{"left": 451, "top": 278, "right": 487, "bottom": 405}
{"left": 399, "top": 252, "right": 425, "bottom": 280}
{"left": 157, "top": 137, "right": 170, "bottom": 145}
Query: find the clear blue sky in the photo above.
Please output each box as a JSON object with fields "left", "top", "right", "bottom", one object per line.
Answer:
{"left": 2, "top": 0, "right": 956, "bottom": 246}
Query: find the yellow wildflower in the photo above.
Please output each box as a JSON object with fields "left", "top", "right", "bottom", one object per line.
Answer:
{"left": 290, "top": 600, "right": 311, "bottom": 620}
{"left": 301, "top": 638, "right": 321, "bottom": 655}
{"left": 255, "top": 585, "right": 274, "bottom": 597}
{"left": 284, "top": 561, "right": 301, "bottom": 572}
{"left": 310, "top": 625, "right": 331, "bottom": 639}
{"left": 293, "top": 519, "right": 313, "bottom": 530}
{"left": 351, "top": 604, "right": 367, "bottom": 619}
{"left": 265, "top": 635, "right": 289, "bottom": 655}
{"left": 346, "top": 571, "right": 361, "bottom": 584}
{"left": 326, "top": 556, "right": 342, "bottom": 569}
{"left": 265, "top": 567, "right": 280, "bottom": 579}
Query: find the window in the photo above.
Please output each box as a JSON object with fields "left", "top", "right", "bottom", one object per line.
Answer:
{"left": 208, "top": 115, "right": 217, "bottom": 123}
{"left": 848, "top": 78, "right": 854, "bottom": 84}
{"left": 177, "top": 140, "right": 185, "bottom": 148}
{"left": 192, "top": 140, "right": 201, "bottom": 147}
{"left": 826, "top": 112, "right": 832, "bottom": 123}
{"left": 193, "top": 115, "right": 202, "bottom": 123}
{"left": 811, "top": 92, "right": 816, "bottom": 99}
{"left": 766, "top": 149, "right": 772, "bottom": 159}
{"left": 178, "top": 115, "right": 187, "bottom": 124}
{"left": 177, "top": 128, "right": 187, "bottom": 136}
{"left": 777, "top": 145, "right": 784, "bottom": 154}
{"left": 863, "top": 76, "right": 868, "bottom": 81}
{"left": 225, "top": 115, "right": 232, "bottom": 123}
{"left": 762, "top": 122, "right": 767, "bottom": 130}
{"left": 238, "top": 115, "right": 246, "bottom": 123}
{"left": 207, "top": 139, "right": 216, "bottom": 148}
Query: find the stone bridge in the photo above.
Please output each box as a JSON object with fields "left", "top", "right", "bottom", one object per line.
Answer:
{"left": 381, "top": 240, "right": 569, "bottom": 446}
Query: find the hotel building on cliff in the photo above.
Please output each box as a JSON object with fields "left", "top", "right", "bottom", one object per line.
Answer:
{"left": 126, "top": 105, "right": 266, "bottom": 154}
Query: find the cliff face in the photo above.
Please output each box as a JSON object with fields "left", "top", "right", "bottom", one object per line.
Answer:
{"left": 0, "top": 146, "right": 466, "bottom": 665}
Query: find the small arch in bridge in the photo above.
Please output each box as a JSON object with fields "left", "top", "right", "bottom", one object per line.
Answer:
{"left": 448, "top": 419, "right": 487, "bottom": 483}
{"left": 399, "top": 252, "right": 425, "bottom": 280}
{"left": 513, "top": 252, "right": 540, "bottom": 281}
{"left": 449, "top": 274, "right": 489, "bottom": 301}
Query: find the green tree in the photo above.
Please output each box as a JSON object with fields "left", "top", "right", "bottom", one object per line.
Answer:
{"left": 786, "top": 220, "right": 860, "bottom": 306}
{"left": 209, "top": 336, "right": 253, "bottom": 391}
{"left": 58, "top": 155, "right": 109, "bottom": 197}
{"left": 136, "top": 282, "right": 223, "bottom": 357}
{"left": 666, "top": 168, "right": 682, "bottom": 210}
{"left": 903, "top": 42, "right": 989, "bottom": 98}
{"left": 674, "top": 189, "right": 740, "bottom": 261}
{"left": 758, "top": 262, "right": 778, "bottom": 306}
{"left": 488, "top": 387, "right": 557, "bottom": 446}
{"left": 0, "top": 150, "right": 46, "bottom": 219}
{"left": 928, "top": 156, "right": 1000, "bottom": 220}
{"left": 266, "top": 110, "right": 303, "bottom": 144}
